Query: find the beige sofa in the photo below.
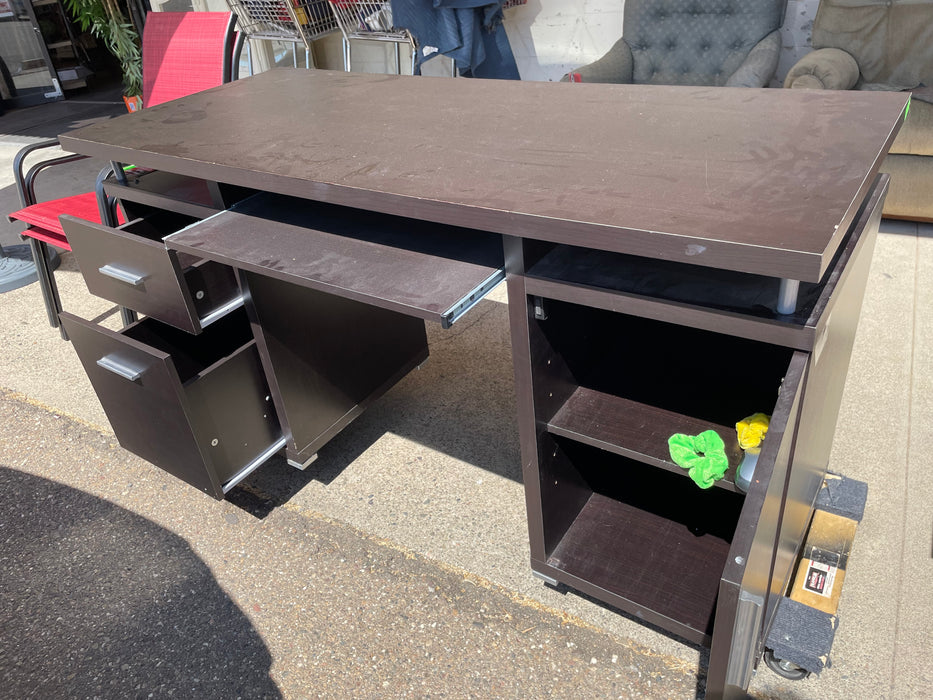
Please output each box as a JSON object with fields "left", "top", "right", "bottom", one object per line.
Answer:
{"left": 784, "top": 0, "right": 933, "bottom": 220}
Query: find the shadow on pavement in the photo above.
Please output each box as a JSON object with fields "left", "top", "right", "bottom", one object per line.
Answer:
{"left": 0, "top": 466, "right": 281, "bottom": 698}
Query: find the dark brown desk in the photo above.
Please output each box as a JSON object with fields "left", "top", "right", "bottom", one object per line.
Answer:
{"left": 56, "top": 68, "right": 908, "bottom": 699}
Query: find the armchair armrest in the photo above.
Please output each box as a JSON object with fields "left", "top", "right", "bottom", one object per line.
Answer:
{"left": 11, "top": 139, "right": 89, "bottom": 210}
{"left": 725, "top": 30, "right": 782, "bottom": 88}
{"left": 561, "top": 37, "right": 634, "bottom": 84}
{"left": 783, "top": 48, "right": 860, "bottom": 91}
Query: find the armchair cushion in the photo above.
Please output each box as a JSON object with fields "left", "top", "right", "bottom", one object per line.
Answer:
{"left": 724, "top": 30, "right": 782, "bottom": 87}
{"left": 783, "top": 47, "right": 860, "bottom": 90}
{"left": 783, "top": 0, "right": 933, "bottom": 220}
{"left": 891, "top": 97, "right": 933, "bottom": 155}
{"left": 812, "top": 0, "right": 933, "bottom": 91}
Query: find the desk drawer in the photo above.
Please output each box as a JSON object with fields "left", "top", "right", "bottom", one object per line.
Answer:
{"left": 62, "top": 211, "right": 241, "bottom": 334}
{"left": 60, "top": 308, "right": 284, "bottom": 499}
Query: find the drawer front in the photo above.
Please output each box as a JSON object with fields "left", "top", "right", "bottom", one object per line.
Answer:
{"left": 60, "top": 311, "right": 281, "bottom": 499}
{"left": 62, "top": 214, "right": 229, "bottom": 334}
{"left": 60, "top": 311, "right": 217, "bottom": 494}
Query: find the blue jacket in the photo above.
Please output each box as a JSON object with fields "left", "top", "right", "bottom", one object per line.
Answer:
{"left": 390, "top": 0, "right": 520, "bottom": 79}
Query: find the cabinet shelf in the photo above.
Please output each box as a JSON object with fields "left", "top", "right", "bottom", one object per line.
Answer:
{"left": 547, "top": 386, "right": 744, "bottom": 492}
{"left": 546, "top": 491, "right": 733, "bottom": 642}
{"left": 528, "top": 244, "right": 820, "bottom": 320}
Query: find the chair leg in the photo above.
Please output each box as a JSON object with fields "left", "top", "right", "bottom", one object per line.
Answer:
{"left": 26, "top": 237, "right": 67, "bottom": 340}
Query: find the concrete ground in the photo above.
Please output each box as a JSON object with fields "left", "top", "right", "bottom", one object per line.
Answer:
{"left": 1, "top": 84, "right": 931, "bottom": 699}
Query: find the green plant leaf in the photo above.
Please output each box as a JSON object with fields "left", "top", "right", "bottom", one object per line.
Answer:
{"left": 64, "top": 0, "right": 141, "bottom": 96}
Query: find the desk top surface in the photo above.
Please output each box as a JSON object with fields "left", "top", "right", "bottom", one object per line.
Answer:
{"left": 60, "top": 69, "right": 908, "bottom": 282}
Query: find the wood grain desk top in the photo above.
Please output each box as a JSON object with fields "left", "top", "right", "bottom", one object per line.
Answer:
{"left": 59, "top": 68, "right": 908, "bottom": 282}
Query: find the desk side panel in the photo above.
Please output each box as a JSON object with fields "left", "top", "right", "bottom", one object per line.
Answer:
{"left": 241, "top": 272, "right": 428, "bottom": 465}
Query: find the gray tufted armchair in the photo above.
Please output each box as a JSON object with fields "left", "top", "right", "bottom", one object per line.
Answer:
{"left": 562, "top": 0, "right": 787, "bottom": 87}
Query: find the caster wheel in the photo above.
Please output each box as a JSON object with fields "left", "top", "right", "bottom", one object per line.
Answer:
{"left": 764, "top": 649, "right": 809, "bottom": 680}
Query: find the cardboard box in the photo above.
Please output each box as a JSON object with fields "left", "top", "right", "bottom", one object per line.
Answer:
{"left": 790, "top": 509, "right": 858, "bottom": 615}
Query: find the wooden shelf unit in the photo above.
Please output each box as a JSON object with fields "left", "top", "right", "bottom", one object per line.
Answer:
{"left": 547, "top": 386, "right": 744, "bottom": 492}
{"left": 508, "top": 175, "right": 889, "bottom": 691}
{"left": 522, "top": 295, "right": 799, "bottom": 642}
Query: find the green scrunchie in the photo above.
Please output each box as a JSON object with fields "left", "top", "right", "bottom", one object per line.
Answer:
{"left": 668, "top": 430, "right": 729, "bottom": 489}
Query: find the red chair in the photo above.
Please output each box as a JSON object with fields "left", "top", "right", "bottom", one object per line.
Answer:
{"left": 7, "top": 12, "right": 238, "bottom": 338}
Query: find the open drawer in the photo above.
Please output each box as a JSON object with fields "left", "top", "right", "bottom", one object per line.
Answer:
{"left": 61, "top": 209, "right": 242, "bottom": 334}
{"left": 165, "top": 193, "right": 506, "bottom": 328}
{"left": 60, "top": 308, "right": 285, "bottom": 499}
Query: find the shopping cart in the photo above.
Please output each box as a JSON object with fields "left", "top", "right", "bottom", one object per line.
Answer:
{"left": 327, "top": 1, "right": 416, "bottom": 74}
{"left": 227, "top": 0, "right": 339, "bottom": 68}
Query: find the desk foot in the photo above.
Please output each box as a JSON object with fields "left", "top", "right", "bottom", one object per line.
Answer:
{"left": 532, "top": 569, "right": 559, "bottom": 587}
{"left": 288, "top": 453, "right": 319, "bottom": 471}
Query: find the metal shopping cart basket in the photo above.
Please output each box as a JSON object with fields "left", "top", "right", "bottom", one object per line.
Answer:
{"left": 228, "top": 0, "right": 339, "bottom": 50}
{"left": 327, "top": 1, "right": 416, "bottom": 74}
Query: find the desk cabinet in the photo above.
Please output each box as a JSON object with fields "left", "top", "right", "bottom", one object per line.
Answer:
{"left": 59, "top": 172, "right": 281, "bottom": 497}
{"left": 65, "top": 185, "right": 505, "bottom": 480}
{"left": 508, "top": 176, "right": 887, "bottom": 694}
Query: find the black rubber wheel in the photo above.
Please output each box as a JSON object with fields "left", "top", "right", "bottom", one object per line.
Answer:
{"left": 764, "top": 649, "right": 809, "bottom": 681}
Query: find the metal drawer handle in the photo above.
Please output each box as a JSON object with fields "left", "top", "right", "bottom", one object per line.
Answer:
{"left": 96, "top": 355, "right": 147, "bottom": 381}
{"left": 99, "top": 264, "right": 146, "bottom": 286}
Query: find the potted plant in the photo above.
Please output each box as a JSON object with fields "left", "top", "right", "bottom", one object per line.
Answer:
{"left": 64, "top": 0, "right": 143, "bottom": 110}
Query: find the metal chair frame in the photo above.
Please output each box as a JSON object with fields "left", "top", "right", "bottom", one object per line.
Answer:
{"left": 8, "top": 12, "right": 240, "bottom": 339}
{"left": 328, "top": 1, "right": 416, "bottom": 74}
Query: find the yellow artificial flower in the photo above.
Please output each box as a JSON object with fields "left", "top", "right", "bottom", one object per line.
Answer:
{"left": 736, "top": 412, "right": 770, "bottom": 450}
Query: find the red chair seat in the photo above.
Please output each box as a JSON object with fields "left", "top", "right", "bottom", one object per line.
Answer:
{"left": 9, "top": 191, "right": 126, "bottom": 251}
{"left": 14, "top": 225, "right": 70, "bottom": 250}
